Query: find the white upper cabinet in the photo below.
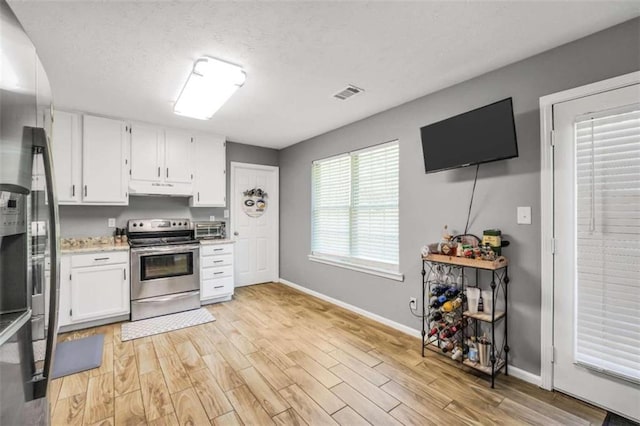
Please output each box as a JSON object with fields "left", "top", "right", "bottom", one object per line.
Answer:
{"left": 82, "top": 115, "right": 129, "bottom": 205}
{"left": 51, "top": 111, "right": 82, "bottom": 203}
{"left": 129, "top": 126, "right": 193, "bottom": 195}
{"left": 130, "top": 124, "right": 164, "bottom": 183}
{"left": 164, "top": 130, "right": 193, "bottom": 184}
{"left": 190, "top": 134, "right": 226, "bottom": 207}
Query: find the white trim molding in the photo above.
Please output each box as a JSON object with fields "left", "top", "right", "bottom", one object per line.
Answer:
{"left": 278, "top": 277, "right": 542, "bottom": 387}
{"left": 539, "top": 71, "right": 640, "bottom": 391}
{"left": 308, "top": 254, "right": 404, "bottom": 282}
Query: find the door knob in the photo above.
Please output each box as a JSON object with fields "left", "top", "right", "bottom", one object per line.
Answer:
{"left": 234, "top": 232, "right": 239, "bottom": 236}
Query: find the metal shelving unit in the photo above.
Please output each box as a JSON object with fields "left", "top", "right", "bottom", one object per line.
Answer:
{"left": 421, "top": 254, "right": 510, "bottom": 388}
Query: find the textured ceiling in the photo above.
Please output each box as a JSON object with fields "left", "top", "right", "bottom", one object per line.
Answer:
{"left": 8, "top": 1, "right": 640, "bottom": 149}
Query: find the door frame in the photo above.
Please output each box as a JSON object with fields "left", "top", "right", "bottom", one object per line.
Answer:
{"left": 229, "top": 161, "right": 280, "bottom": 284}
{"left": 539, "top": 70, "right": 640, "bottom": 391}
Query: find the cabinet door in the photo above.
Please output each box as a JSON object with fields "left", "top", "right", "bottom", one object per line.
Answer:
{"left": 82, "top": 115, "right": 129, "bottom": 204}
{"left": 130, "top": 124, "right": 164, "bottom": 183}
{"left": 51, "top": 111, "right": 82, "bottom": 203}
{"left": 164, "top": 129, "right": 193, "bottom": 184}
{"left": 58, "top": 256, "right": 72, "bottom": 327}
{"left": 191, "top": 135, "right": 226, "bottom": 207}
{"left": 70, "top": 263, "right": 129, "bottom": 323}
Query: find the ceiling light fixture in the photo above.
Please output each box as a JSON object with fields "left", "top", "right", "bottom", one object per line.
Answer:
{"left": 173, "top": 56, "right": 246, "bottom": 120}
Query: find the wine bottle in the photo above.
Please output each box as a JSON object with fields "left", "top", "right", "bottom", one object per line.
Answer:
{"left": 478, "top": 292, "right": 484, "bottom": 312}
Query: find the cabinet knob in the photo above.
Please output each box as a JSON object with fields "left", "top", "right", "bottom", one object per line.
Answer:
{"left": 234, "top": 232, "right": 239, "bottom": 236}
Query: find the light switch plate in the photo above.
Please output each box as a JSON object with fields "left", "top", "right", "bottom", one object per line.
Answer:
{"left": 108, "top": 218, "right": 116, "bottom": 228}
{"left": 209, "top": 215, "right": 215, "bottom": 221}
{"left": 224, "top": 210, "right": 229, "bottom": 218}
{"left": 517, "top": 206, "right": 532, "bottom": 225}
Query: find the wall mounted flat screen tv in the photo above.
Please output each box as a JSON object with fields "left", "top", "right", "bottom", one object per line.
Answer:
{"left": 420, "top": 97, "right": 518, "bottom": 173}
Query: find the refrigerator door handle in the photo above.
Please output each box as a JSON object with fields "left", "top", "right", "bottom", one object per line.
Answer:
{"left": 30, "top": 126, "right": 60, "bottom": 399}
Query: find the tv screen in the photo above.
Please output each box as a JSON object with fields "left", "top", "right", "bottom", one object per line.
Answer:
{"left": 420, "top": 97, "right": 518, "bottom": 173}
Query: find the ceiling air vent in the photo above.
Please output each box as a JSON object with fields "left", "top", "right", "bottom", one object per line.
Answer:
{"left": 333, "top": 85, "right": 364, "bottom": 101}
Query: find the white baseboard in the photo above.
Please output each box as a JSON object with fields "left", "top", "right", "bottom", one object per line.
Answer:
{"left": 277, "top": 277, "right": 542, "bottom": 387}
{"left": 278, "top": 277, "right": 421, "bottom": 338}
{"left": 507, "top": 365, "right": 542, "bottom": 387}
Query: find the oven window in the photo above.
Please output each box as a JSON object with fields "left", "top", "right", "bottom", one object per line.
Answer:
{"left": 141, "top": 252, "right": 193, "bottom": 281}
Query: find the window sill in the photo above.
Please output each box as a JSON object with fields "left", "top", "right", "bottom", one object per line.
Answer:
{"left": 308, "top": 254, "right": 404, "bottom": 282}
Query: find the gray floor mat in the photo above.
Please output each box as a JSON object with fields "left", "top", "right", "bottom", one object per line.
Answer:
{"left": 51, "top": 334, "right": 104, "bottom": 379}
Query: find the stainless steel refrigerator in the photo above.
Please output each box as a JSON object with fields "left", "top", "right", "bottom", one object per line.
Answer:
{"left": 0, "top": 1, "right": 60, "bottom": 424}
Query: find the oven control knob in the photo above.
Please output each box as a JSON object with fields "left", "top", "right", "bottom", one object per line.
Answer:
{"left": 173, "top": 222, "right": 176, "bottom": 226}
{"left": 178, "top": 222, "right": 182, "bottom": 226}
{"left": 132, "top": 223, "right": 137, "bottom": 227}
{"left": 139, "top": 223, "right": 144, "bottom": 227}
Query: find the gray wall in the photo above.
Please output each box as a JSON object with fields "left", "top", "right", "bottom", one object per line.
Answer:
{"left": 60, "top": 141, "right": 278, "bottom": 237}
{"left": 279, "top": 18, "right": 640, "bottom": 375}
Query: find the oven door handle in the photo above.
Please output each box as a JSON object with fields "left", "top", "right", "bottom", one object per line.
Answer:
{"left": 135, "top": 292, "right": 198, "bottom": 303}
{"left": 131, "top": 245, "right": 200, "bottom": 254}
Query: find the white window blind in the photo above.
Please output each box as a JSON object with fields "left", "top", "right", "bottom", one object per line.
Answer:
{"left": 311, "top": 140, "right": 399, "bottom": 274}
{"left": 574, "top": 104, "right": 640, "bottom": 384}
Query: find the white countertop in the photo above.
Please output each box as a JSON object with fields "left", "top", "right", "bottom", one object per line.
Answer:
{"left": 61, "top": 244, "right": 130, "bottom": 254}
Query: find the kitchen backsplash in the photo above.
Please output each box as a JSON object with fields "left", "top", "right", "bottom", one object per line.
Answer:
{"left": 59, "top": 196, "right": 225, "bottom": 238}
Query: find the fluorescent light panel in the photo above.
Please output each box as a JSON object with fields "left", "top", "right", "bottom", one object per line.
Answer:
{"left": 174, "top": 56, "right": 246, "bottom": 120}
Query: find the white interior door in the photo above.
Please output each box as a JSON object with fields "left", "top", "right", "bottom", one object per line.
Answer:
{"left": 553, "top": 83, "right": 640, "bottom": 422}
{"left": 231, "top": 162, "right": 279, "bottom": 287}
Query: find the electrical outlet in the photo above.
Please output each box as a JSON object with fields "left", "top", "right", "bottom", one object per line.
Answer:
{"left": 108, "top": 218, "right": 116, "bottom": 228}
{"left": 410, "top": 297, "right": 417, "bottom": 310}
{"left": 517, "top": 206, "right": 532, "bottom": 225}
{"left": 224, "top": 209, "right": 229, "bottom": 218}
{"left": 209, "top": 215, "right": 215, "bottom": 221}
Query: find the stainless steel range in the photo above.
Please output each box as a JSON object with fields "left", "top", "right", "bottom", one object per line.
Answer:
{"left": 127, "top": 219, "right": 200, "bottom": 321}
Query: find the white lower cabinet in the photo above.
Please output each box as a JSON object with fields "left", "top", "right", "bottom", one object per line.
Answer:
{"left": 59, "top": 251, "right": 130, "bottom": 328}
{"left": 200, "top": 242, "right": 234, "bottom": 304}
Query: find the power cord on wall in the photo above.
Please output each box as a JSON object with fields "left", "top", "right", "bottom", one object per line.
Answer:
{"left": 464, "top": 164, "right": 480, "bottom": 234}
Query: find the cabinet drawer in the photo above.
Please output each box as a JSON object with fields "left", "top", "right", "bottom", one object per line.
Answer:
{"left": 201, "top": 244, "right": 233, "bottom": 256}
{"left": 201, "top": 253, "right": 232, "bottom": 268}
{"left": 71, "top": 251, "right": 128, "bottom": 268}
{"left": 202, "top": 265, "right": 233, "bottom": 280}
{"left": 201, "top": 277, "right": 233, "bottom": 299}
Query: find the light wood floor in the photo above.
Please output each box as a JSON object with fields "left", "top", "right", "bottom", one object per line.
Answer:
{"left": 50, "top": 283, "right": 606, "bottom": 426}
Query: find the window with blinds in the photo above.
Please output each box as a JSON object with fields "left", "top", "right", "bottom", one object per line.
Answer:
{"left": 311, "top": 140, "right": 399, "bottom": 275}
{"left": 574, "top": 104, "right": 640, "bottom": 384}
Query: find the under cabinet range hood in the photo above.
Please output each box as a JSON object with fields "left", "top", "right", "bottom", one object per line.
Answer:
{"left": 128, "top": 181, "right": 193, "bottom": 197}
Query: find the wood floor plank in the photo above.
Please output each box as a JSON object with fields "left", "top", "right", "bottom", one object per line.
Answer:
{"left": 202, "top": 352, "right": 245, "bottom": 392}
{"left": 284, "top": 366, "right": 346, "bottom": 415}
{"left": 330, "top": 363, "right": 399, "bottom": 412}
{"left": 330, "top": 382, "right": 402, "bottom": 426}
{"left": 135, "top": 342, "right": 160, "bottom": 374}
{"left": 329, "top": 349, "right": 389, "bottom": 387}
{"left": 279, "top": 384, "right": 338, "bottom": 426}
{"left": 147, "top": 413, "right": 179, "bottom": 426}
{"left": 331, "top": 406, "right": 371, "bottom": 426}
{"left": 287, "top": 351, "right": 342, "bottom": 388}
{"left": 328, "top": 338, "right": 381, "bottom": 367}
{"left": 54, "top": 283, "right": 606, "bottom": 426}
{"left": 58, "top": 371, "right": 90, "bottom": 399}
{"left": 237, "top": 366, "right": 290, "bottom": 416}
{"left": 114, "top": 389, "right": 146, "bottom": 426}
{"left": 153, "top": 334, "right": 178, "bottom": 359}
{"left": 226, "top": 385, "right": 276, "bottom": 426}
{"left": 189, "top": 368, "right": 234, "bottom": 419}
{"left": 175, "top": 340, "right": 206, "bottom": 372}
{"left": 171, "top": 387, "right": 212, "bottom": 426}
{"left": 273, "top": 408, "right": 309, "bottom": 426}
{"left": 51, "top": 394, "right": 86, "bottom": 426}
{"left": 158, "top": 354, "right": 192, "bottom": 394}
{"left": 139, "top": 371, "right": 175, "bottom": 422}
{"left": 213, "top": 410, "right": 245, "bottom": 426}
{"left": 217, "top": 340, "right": 252, "bottom": 371}
{"left": 246, "top": 351, "right": 293, "bottom": 390}
{"left": 83, "top": 373, "right": 114, "bottom": 424}
{"left": 388, "top": 403, "right": 436, "bottom": 426}
{"left": 380, "top": 380, "right": 464, "bottom": 425}
{"left": 114, "top": 354, "right": 141, "bottom": 397}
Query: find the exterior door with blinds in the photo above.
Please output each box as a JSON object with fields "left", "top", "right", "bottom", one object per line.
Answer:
{"left": 553, "top": 83, "right": 640, "bottom": 422}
